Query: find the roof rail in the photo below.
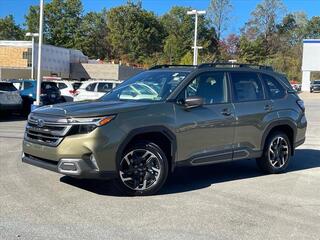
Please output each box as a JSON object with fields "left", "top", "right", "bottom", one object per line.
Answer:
{"left": 149, "top": 64, "right": 196, "bottom": 70}
{"left": 197, "top": 62, "right": 274, "bottom": 71}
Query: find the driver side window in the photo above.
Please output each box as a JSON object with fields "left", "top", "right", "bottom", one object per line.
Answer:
{"left": 178, "top": 72, "right": 228, "bottom": 104}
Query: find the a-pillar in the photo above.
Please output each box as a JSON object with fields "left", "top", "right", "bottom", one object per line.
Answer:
{"left": 301, "top": 71, "right": 311, "bottom": 92}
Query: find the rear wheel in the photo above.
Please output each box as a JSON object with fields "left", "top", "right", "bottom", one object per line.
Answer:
{"left": 256, "top": 131, "right": 291, "bottom": 174}
{"left": 114, "top": 141, "right": 168, "bottom": 196}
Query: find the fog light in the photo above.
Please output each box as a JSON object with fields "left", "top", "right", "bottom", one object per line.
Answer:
{"left": 90, "top": 154, "right": 99, "bottom": 170}
{"left": 60, "top": 162, "right": 77, "bottom": 171}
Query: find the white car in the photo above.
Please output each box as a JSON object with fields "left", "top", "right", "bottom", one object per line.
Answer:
{"left": 44, "top": 80, "right": 75, "bottom": 102}
{"left": 73, "top": 80, "right": 121, "bottom": 102}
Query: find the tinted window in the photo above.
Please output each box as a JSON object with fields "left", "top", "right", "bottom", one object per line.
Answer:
{"left": 58, "top": 83, "right": 68, "bottom": 89}
{"left": 230, "top": 72, "right": 264, "bottom": 102}
{"left": 261, "top": 74, "right": 285, "bottom": 99}
{"left": 178, "top": 72, "right": 228, "bottom": 104}
{"left": 97, "top": 83, "right": 113, "bottom": 92}
{"left": 86, "top": 83, "right": 97, "bottom": 92}
{"left": 314, "top": 80, "right": 320, "bottom": 84}
{"left": 24, "top": 81, "right": 33, "bottom": 89}
{"left": 42, "top": 82, "right": 58, "bottom": 90}
{"left": 0, "top": 83, "right": 17, "bottom": 91}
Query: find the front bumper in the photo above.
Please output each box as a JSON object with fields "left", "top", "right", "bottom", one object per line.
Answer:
{"left": 22, "top": 152, "right": 116, "bottom": 179}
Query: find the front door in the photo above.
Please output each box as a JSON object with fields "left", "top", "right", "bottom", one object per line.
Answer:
{"left": 175, "top": 71, "right": 236, "bottom": 165}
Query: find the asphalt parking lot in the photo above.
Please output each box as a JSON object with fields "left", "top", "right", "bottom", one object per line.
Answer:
{"left": 0, "top": 94, "right": 319, "bottom": 240}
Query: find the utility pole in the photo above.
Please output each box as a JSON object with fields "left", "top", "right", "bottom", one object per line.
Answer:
{"left": 35, "top": 0, "right": 44, "bottom": 106}
{"left": 187, "top": 9, "right": 206, "bottom": 65}
{"left": 25, "top": 32, "right": 39, "bottom": 79}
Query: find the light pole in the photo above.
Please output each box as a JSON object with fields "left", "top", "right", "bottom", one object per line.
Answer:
{"left": 187, "top": 9, "right": 206, "bottom": 65}
{"left": 25, "top": 32, "right": 39, "bottom": 79}
{"left": 35, "top": 0, "right": 44, "bottom": 106}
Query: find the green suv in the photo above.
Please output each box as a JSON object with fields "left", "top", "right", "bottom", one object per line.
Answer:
{"left": 22, "top": 63, "right": 307, "bottom": 196}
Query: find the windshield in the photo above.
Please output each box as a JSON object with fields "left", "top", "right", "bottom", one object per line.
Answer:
{"left": 101, "top": 70, "right": 189, "bottom": 102}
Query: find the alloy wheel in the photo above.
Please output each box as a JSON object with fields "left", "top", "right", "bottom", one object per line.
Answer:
{"left": 119, "top": 149, "right": 162, "bottom": 191}
{"left": 268, "top": 136, "right": 289, "bottom": 169}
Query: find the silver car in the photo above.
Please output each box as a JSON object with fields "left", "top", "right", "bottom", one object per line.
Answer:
{"left": 0, "top": 82, "right": 23, "bottom": 113}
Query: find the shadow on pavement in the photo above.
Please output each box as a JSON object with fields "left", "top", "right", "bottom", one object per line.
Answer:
{"left": 60, "top": 148, "right": 320, "bottom": 197}
{"left": 0, "top": 113, "right": 27, "bottom": 122}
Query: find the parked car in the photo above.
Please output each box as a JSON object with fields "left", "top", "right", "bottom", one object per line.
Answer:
{"left": 9, "top": 80, "right": 65, "bottom": 113}
{"left": 46, "top": 80, "right": 74, "bottom": 102}
{"left": 0, "top": 81, "right": 23, "bottom": 114}
{"left": 22, "top": 63, "right": 307, "bottom": 196}
{"left": 73, "top": 80, "right": 121, "bottom": 102}
{"left": 310, "top": 80, "right": 320, "bottom": 92}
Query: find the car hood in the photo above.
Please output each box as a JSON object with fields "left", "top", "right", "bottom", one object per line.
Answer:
{"left": 32, "top": 100, "right": 153, "bottom": 118}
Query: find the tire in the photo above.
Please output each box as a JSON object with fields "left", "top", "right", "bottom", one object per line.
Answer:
{"left": 256, "top": 131, "right": 292, "bottom": 174}
{"left": 114, "top": 141, "right": 168, "bottom": 196}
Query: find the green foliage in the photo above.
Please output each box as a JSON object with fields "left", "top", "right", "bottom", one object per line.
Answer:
{"left": 107, "top": 2, "right": 164, "bottom": 63}
{"left": 76, "top": 10, "right": 109, "bottom": 59}
{"left": 2, "top": 0, "right": 318, "bottom": 81}
{"left": 0, "top": 15, "right": 24, "bottom": 40}
{"left": 161, "top": 6, "right": 217, "bottom": 64}
{"left": 180, "top": 52, "right": 193, "bottom": 65}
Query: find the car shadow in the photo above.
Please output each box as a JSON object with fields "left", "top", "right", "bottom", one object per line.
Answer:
{"left": 0, "top": 113, "right": 27, "bottom": 122}
{"left": 60, "top": 148, "right": 320, "bottom": 197}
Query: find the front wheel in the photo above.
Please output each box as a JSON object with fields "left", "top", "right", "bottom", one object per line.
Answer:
{"left": 256, "top": 132, "right": 292, "bottom": 174}
{"left": 114, "top": 141, "right": 168, "bottom": 196}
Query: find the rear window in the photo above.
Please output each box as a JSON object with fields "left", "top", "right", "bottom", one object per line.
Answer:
{"left": 58, "top": 83, "right": 68, "bottom": 89}
{"left": 261, "top": 74, "right": 285, "bottom": 99}
{"left": 0, "top": 83, "right": 17, "bottom": 91}
{"left": 97, "top": 83, "right": 113, "bottom": 92}
{"left": 42, "top": 82, "right": 58, "bottom": 90}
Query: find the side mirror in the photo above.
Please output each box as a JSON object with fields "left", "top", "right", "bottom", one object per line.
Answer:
{"left": 184, "top": 96, "right": 204, "bottom": 109}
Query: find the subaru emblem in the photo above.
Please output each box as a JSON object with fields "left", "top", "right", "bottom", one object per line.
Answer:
{"left": 37, "top": 119, "right": 45, "bottom": 128}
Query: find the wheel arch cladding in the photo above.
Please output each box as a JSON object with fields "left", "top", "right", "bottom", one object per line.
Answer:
{"left": 262, "top": 120, "right": 296, "bottom": 155}
{"left": 116, "top": 126, "right": 177, "bottom": 172}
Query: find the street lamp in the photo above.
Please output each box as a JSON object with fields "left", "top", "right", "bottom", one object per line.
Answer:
{"left": 25, "top": 32, "right": 39, "bottom": 79}
{"left": 35, "top": 0, "right": 44, "bottom": 107}
{"left": 187, "top": 9, "right": 206, "bottom": 65}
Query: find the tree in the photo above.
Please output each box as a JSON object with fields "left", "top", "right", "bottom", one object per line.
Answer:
{"left": 208, "top": 0, "right": 232, "bottom": 41}
{"left": 161, "top": 6, "right": 216, "bottom": 64}
{"left": 304, "top": 17, "right": 320, "bottom": 39}
{"left": 25, "top": 0, "right": 83, "bottom": 48}
{"left": 107, "top": 2, "right": 164, "bottom": 64}
{"left": 76, "top": 10, "right": 110, "bottom": 59}
{"left": 243, "top": 0, "right": 285, "bottom": 40}
{"left": 0, "top": 15, "right": 24, "bottom": 40}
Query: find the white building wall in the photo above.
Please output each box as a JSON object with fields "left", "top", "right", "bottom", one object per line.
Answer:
{"left": 301, "top": 39, "right": 320, "bottom": 91}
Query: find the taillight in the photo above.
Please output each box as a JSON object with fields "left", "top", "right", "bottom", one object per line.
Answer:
{"left": 73, "top": 90, "right": 79, "bottom": 96}
{"left": 296, "top": 99, "right": 305, "bottom": 112}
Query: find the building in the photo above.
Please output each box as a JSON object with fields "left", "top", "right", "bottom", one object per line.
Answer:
{"left": 0, "top": 41, "right": 88, "bottom": 80}
{"left": 302, "top": 39, "right": 320, "bottom": 91}
{"left": 0, "top": 40, "right": 143, "bottom": 81}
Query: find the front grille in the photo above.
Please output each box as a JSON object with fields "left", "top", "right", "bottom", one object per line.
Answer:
{"left": 25, "top": 115, "right": 72, "bottom": 147}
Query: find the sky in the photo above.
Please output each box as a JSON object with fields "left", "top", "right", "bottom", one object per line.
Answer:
{"left": 1, "top": 0, "right": 320, "bottom": 36}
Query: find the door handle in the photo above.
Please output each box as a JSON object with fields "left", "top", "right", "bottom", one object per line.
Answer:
{"left": 221, "top": 108, "right": 232, "bottom": 116}
{"left": 264, "top": 104, "right": 273, "bottom": 111}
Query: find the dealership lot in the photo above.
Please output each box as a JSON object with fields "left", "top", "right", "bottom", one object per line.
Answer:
{"left": 0, "top": 94, "right": 319, "bottom": 240}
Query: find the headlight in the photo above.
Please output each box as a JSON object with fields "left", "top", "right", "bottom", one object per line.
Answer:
{"left": 67, "top": 115, "right": 115, "bottom": 135}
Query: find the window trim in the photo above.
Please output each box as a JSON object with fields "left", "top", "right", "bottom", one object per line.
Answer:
{"left": 174, "top": 70, "right": 231, "bottom": 106}
{"left": 258, "top": 73, "right": 287, "bottom": 100}
{"left": 228, "top": 71, "right": 267, "bottom": 103}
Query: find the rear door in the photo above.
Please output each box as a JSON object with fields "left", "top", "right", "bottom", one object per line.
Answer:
{"left": 175, "top": 71, "right": 236, "bottom": 165}
{"left": 81, "top": 83, "right": 97, "bottom": 100}
{"left": 229, "top": 71, "right": 275, "bottom": 159}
